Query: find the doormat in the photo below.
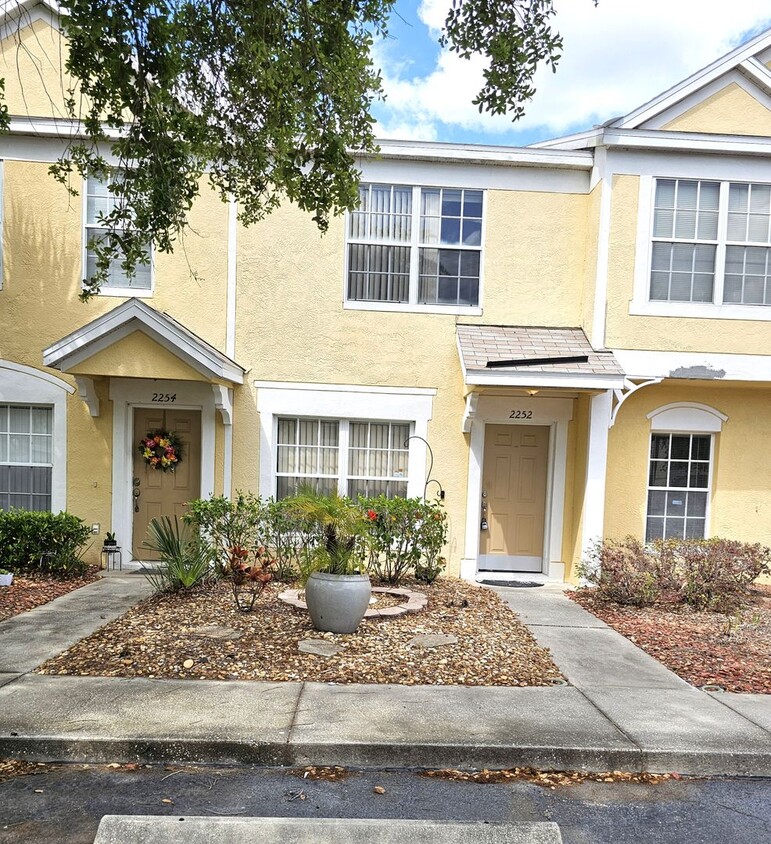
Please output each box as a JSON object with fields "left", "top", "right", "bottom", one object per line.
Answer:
{"left": 477, "top": 579, "right": 544, "bottom": 588}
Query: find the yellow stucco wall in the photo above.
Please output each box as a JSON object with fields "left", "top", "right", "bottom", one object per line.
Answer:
{"left": 604, "top": 175, "right": 771, "bottom": 354}
{"left": 68, "top": 330, "right": 207, "bottom": 381}
{"left": 0, "top": 17, "right": 76, "bottom": 119}
{"left": 606, "top": 383, "right": 771, "bottom": 547}
{"left": 662, "top": 82, "right": 771, "bottom": 135}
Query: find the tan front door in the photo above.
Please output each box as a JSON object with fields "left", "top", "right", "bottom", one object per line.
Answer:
{"left": 480, "top": 424, "right": 549, "bottom": 573}
{"left": 132, "top": 408, "right": 201, "bottom": 559}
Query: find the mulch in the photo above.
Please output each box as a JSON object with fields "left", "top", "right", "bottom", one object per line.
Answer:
{"left": 0, "top": 568, "right": 101, "bottom": 622}
{"left": 38, "top": 578, "right": 563, "bottom": 687}
{"left": 570, "top": 585, "right": 771, "bottom": 694}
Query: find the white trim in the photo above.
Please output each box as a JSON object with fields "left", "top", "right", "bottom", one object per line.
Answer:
{"left": 612, "top": 349, "right": 771, "bottom": 382}
{"left": 631, "top": 174, "right": 771, "bottom": 320}
{"left": 81, "top": 174, "right": 155, "bottom": 298}
{"left": 226, "top": 198, "right": 237, "bottom": 359}
{"left": 0, "top": 359, "right": 72, "bottom": 512}
{"left": 43, "top": 298, "right": 244, "bottom": 384}
{"left": 343, "top": 301, "right": 483, "bottom": 317}
{"left": 109, "top": 378, "right": 216, "bottom": 556}
{"left": 591, "top": 149, "right": 612, "bottom": 348}
{"left": 612, "top": 28, "right": 771, "bottom": 129}
{"left": 255, "top": 383, "right": 434, "bottom": 500}
{"left": 610, "top": 377, "right": 663, "bottom": 427}
{"left": 212, "top": 385, "right": 234, "bottom": 499}
{"left": 647, "top": 402, "right": 727, "bottom": 434}
{"left": 740, "top": 57, "right": 771, "bottom": 96}
{"left": 73, "top": 375, "right": 99, "bottom": 417}
{"left": 460, "top": 395, "right": 573, "bottom": 582}
{"left": 0, "top": 0, "right": 61, "bottom": 44}
{"left": 580, "top": 390, "right": 613, "bottom": 563}
{"left": 463, "top": 370, "right": 626, "bottom": 390}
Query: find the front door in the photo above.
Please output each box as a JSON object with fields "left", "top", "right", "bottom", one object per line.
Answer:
{"left": 479, "top": 424, "right": 549, "bottom": 572}
{"left": 132, "top": 408, "right": 201, "bottom": 559}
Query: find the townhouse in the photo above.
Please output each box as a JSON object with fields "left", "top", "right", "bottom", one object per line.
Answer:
{"left": 1, "top": 1, "right": 770, "bottom": 580}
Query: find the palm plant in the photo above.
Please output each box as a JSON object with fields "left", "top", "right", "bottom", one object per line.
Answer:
{"left": 141, "top": 515, "right": 211, "bottom": 591}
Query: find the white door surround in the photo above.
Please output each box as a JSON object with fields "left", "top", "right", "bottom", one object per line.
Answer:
{"left": 460, "top": 395, "right": 573, "bottom": 582}
{"left": 109, "top": 378, "right": 217, "bottom": 558}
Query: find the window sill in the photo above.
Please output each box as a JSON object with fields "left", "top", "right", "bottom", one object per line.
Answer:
{"left": 344, "top": 300, "right": 482, "bottom": 316}
{"left": 90, "top": 287, "right": 155, "bottom": 299}
{"left": 629, "top": 300, "right": 771, "bottom": 321}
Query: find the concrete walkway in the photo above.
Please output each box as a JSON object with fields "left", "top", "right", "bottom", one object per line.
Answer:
{"left": 0, "top": 577, "right": 770, "bottom": 776}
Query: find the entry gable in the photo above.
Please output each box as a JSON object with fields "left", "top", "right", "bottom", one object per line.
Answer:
{"left": 42, "top": 298, "right": 244, "bottom": 384}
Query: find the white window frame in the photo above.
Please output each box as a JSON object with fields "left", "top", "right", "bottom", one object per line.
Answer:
{"left": 255, "top": 382, "right": 435, "bottom": 500}
{"left": 645, "top": 431, "right": 714, "bottom": 542}
{"left": 82, "top": 173, "right": 155, "bottom": 299}
{"left": 275, "top": 417, "right": 411, "bottom": 499}
{"left": 343, "top": 184, "right": 485, "bottom": 316}
{"left": 0, "top": 404, "right": 54, "bottom": 511}
{"left": 631, "top": 175, "right": 771, "bottom": 320}
{"left": 0, "top": 360, "right": 73, "bottom": 513}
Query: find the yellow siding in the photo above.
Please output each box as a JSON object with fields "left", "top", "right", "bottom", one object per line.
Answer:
{"left": 662, "top": 82, "right": 771, "bottom": 135}
{"left": 604, "top": 175, "right": 771, "bottom": 354}
{"left": 606, "top": 384, "right": 771, "bottom": 547}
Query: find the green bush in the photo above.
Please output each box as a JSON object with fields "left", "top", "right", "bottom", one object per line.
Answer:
{"left": 0, "top": 509, "right": 92, "bottom": 576}
{"left": 362, "top": 496, "right": 448, "bottom": 585}
{"left": 141, "top": 515, "right": 212, "bottom": 592}
{"left": 579, "top": 536, "right": 770, "bottom": 612}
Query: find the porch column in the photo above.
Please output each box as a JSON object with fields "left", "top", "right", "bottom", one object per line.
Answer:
{"left": 580, "top": 389, "right": 613, "bottom": 569}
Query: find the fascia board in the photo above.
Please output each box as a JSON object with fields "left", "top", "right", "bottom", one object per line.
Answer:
{"left": 464, "top": 370, "right": 626, "bottom": 390}
{"left": 738, "top": 57, "right": 771, "bottom": 96}
{"left": 601, "top": 128, "right": 771, "bottom": 156}
{"left": 614, "top": 29, "right": 771, "bottom": 130}
{"left": 528, "top": 129, "right": 604, "bottom": 151}
{"left": 612, "top": 349, "right": 771, "bottom": 382}
{"left": 368, "top": 140, "right": 593, "bottom": 170}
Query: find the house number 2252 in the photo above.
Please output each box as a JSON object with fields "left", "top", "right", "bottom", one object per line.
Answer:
{"left": 509, "top": 410, "right": 533, "bottom": 419}
{"left": 151, "top": 393, "right": 177, "bottom": 403}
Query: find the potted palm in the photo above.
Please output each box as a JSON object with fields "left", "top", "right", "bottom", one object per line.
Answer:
{"left": 286, "top": 488, "right": 370, "bottom": 634}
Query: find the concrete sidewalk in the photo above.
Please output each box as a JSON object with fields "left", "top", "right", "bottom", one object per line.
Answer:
{"left": 0, "top": 577, "right": 770, "bottom": 776}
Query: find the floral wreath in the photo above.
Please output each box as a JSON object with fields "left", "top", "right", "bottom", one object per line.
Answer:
{"left": 139, "top": 430, "right": 183, "bottom": 472}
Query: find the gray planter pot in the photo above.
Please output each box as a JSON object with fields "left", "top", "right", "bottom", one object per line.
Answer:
{"left": 304, "top": 571, "right": 372, "bottom": 634}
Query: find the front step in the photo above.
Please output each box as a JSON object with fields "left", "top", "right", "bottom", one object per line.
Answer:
{"left": 94, "top": 816, "right": 563, "bottom": 843}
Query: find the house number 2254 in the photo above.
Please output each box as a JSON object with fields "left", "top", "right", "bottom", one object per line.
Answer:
{"left": 509, "top": 410, "right": 533, "bottom": 419}
{"left": 151, "top": 393, "right": 177, "bottom": 403}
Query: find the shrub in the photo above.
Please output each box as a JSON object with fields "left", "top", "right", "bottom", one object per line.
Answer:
{"left": 0, "top": 509, "right": 92, "bottom": 576}
{"left": 263, "top": 497, "right": 318, "bottom": 582}
{"left": 142, "top": 515, "right": 211, "bottom": 592}
{"left": 226, "top": 544, "right": 274, "bottom": 612}
{"left": 185, "top": 493, "right": 264, "bottom": 577}
{"left": 580, "top": 536, "right": 771, "bottom": 611}
{"left": 363, "top": 496, "right": 448, "bottom": 585}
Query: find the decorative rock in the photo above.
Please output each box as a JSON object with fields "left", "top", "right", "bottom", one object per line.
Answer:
{"left": 182, "top": 659, "right": 195, "bottom": 669}
{"left": 408, "top": 633, "right": 458, "bottom": 649}
{"left": 298, "top": 639, "right": 342, "bottom": 657}
{"left": 193, "top": 625, "right": 243, "bottom": 641}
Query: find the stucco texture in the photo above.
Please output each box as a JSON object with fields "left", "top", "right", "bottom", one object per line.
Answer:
{"left": 606, "top": 383, "right": 771, "bottom": 547}
{"left": 662, "top": 82, "right": 771, "bottom": 136}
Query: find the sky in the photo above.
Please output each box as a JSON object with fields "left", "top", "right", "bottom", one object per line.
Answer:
{"left": 371, "top": 0, "right": 771, "bottom": 146}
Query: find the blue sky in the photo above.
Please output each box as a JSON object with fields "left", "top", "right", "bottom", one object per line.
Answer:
{"left": 370, "top": 0, "right": 771, "bottom": 147}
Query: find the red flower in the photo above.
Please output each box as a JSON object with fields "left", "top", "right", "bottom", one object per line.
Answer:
{"left": 367, "top": 509, "right": 377, "bottom": 521}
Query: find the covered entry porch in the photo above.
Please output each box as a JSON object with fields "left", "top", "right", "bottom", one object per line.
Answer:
{"left": 456, "top": 325, "right": 625, "bottom": 582}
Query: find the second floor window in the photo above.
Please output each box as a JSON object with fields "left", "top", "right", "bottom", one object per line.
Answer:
{"left": 650, "top": 178, "right": 771, "bottom": 307}
{"left": 347, "top": 183, "right": 483, "bottom": 309}
{"left": 85, "top": 174, "right": 152, "bottom": 293}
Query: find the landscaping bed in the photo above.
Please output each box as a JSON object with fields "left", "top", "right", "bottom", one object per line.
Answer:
{"left": 39, "top": 578, "right": 562, "bottom": 687}
{"left": 0, "top": 569, "right": 100, "bottom": 623}
{"left": 571, "top": 584, "right": 771, "bottom": 694}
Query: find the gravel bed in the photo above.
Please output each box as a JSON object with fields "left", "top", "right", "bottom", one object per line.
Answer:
{"left": 39, "top": 578, "right": 562, "bottom": 687}
{"left": 0, "top": 569, "right": 101, "bottom": 622}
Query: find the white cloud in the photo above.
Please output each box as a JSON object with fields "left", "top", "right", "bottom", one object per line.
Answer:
{"left": 374, "top": 0, "right": 771, "bottom": 143}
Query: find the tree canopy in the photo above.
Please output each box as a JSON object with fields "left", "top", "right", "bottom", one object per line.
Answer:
{"left": 35, "top": 1, "right": 567, "bottom": 296}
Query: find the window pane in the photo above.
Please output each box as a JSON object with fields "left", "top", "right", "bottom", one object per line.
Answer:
{"left": 685, "top": 518, "right": 705, "bottom": 539}
{"left": 647, "top": 490, "right": 666, "bottom": 516}
{"left": 687, "top": 492, "right": 707, "bottom": 517}
{"left": 649, "top": 460, "right": 668, "bottom": 486}
{"left": 691, "top": 436, "right": 711, "bottom": 461}
{"left": 666, "top": 492, "right": 686, "bottom": 516}
{"left": 31, "top": 408, "right": 52, "bottom": 434}
{"left": 646, "top": 517, "right": 664, "bottom": 541}
{"left": 670, "top": 436, "right": 690, "bottom": 459}
{"left": 668, "top": 463, "right": 688, "bottom": 487}
{"left": 9, "top": 406, "right": 29, "bottom": 433}
{"left": 651, "top": 435, "right": 670, "bottom": 459}
{"left": 664, "top": 517, "right": 685, "bottom": 539}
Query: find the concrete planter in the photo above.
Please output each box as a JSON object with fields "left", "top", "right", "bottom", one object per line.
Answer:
{"left": 0, "top": 572, "right": 14, "bottom": 586}
{"left": 305, "top": 572, "right": 372, "bottom": 634}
